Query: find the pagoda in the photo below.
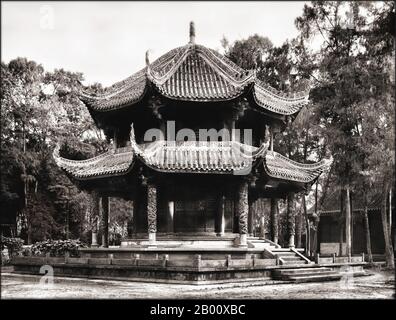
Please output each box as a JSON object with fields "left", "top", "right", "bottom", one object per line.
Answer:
{"left": 54, "top": 22, "right": 331, "bottom": 253}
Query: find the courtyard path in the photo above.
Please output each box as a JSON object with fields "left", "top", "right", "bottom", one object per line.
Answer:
{"left": 1, "top": 269, "right": 394, "bottom": 299}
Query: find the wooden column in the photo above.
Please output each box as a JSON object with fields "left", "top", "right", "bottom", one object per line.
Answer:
{"left": 237, "top": 180, "right": 249, "bottom": 246}
{"left": 167, "top": 201, "right": 174, "bottom": 233}
{"left": 270, "top": 198, "right": 279, "bottom": 244}
{"left": 101, "top": 196, "right": 109, "bottom": 248}
{"left": 259, "top": 211, "right": 265, "bottom": 239}
{"left": 287, "top": 192, "right": 295, "bottom": 248}
{"left": 217, "top": 195, "right": 226, "bottom": 236}
{"left": 147, "top": 182, "right": 157, "bottom": 245}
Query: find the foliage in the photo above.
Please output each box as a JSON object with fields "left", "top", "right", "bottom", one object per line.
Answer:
{"left": 30, "top": 239, "right": 87, "bottom": 257}
{"left": 222, "top": 34, "right": 273, "bottom": 70}
{"left": 0, "top": 57, "right": 109, "bottom": 244}
{"left": 296, "top": 1, "right": 395, "bottom": 189}
{"left": 0, "top": 236, "right": 24, "bottom": 257}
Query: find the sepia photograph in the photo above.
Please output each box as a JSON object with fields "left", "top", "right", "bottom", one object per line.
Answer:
{"left": 0, "top": 0, "right": 395, "bottom": 309}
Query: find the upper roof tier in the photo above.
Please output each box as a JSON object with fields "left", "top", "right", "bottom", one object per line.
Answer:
{"left": 79, "top": 22, "right": 310, "bottom": 118}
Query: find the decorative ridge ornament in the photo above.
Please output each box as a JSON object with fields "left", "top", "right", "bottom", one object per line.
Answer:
{"left": 129, "top": 123, "right": 146, "bottom": 158}
{"left": 145, "top": 50, "right": 150, "bottom": 67}
{"left": 189, "top": 21, "right": 196, "bottom": 44}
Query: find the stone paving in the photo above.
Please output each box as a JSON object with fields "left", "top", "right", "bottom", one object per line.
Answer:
{"left": 1, "top": 269, "right": 394, "bottom": 299}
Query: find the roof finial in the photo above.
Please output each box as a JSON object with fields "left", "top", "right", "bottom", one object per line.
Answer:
{"left": 145, "top": 50, "right": 150, "bottom": 66}
{"left": 189, "top": 21, "right": 195, "bottom": 44}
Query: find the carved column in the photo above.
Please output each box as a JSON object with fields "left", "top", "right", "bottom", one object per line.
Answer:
{"left": 287, "top": 192, "right": 295, "bottom": 248}
{"left": 101, "top": 196, "right": 109, "bottom": 248}
{"left": 237, "top": 180, "right": 249, "bottom": 246}
{"left": 248, "top": 199, "right": 254, "bottom": 237}
{"left": 270, "top": 198, "right": 279, "bottom": 244}
{"left": 147, "top": 181, "right": 157, "bottom": 245}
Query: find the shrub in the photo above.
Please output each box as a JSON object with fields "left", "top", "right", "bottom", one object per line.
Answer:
{"left": 0, "top": 236, "right": 24, "bottom": 257}
{"left": 31, "top": 239, "right": 87, "bottom": 257}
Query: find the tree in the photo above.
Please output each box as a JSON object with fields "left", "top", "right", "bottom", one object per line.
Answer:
{"left": 223, "top": 34, "right": 273, "bottom": 70}
{"left": 224, "top": 31, "right": 324, "bottom": 249}
{"left": 0, "top": 58, "right": 108, "bottom": 243}
{"left": 296, "top": 1, "right": 394, "bottom": 265}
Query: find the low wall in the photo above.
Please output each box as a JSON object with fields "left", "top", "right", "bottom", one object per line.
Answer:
{"left": 320, "top": 243, "right": 347, "bottom": 256}
{"left": 11, "top": 255, "right": 275, "bottom": 284}
{"left": 316, "top": 255, "right": 365, "bottom": 264}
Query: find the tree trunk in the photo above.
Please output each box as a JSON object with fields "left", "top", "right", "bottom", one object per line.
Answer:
{"left": 296, "top": 202, "right": 303, "bottom": 248}
{"left": 287, "top": 192, "right": 295, "bottom": 247}
{"left": 339, "top": 186, "right": 344, "bottom": 256}
{"left": 363, "top": 185, "right": 373, "bottom": 263}
{"left": 303, "top": 195, "right": 311, "bottom": 255}
{"left": 389, "top": 188, "right": 392, "bottom": 243}
{"left": 345, "top": 185, "right": 352, "bottom": 258}
{"left": 381, "top": 179, "right": 395, "bottom": 269}
{"left": 22, "top": 121, "right": 26, "bottom": 153}
{"left": 27, "top": 211, "right": 32, "bottom": 245}
{"left": 312, "top": 181, "right": 319, "bottom": 255}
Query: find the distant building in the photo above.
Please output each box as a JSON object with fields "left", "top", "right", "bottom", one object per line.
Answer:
{"left": 310, "top": 187, "right": 395, "bottom": 259}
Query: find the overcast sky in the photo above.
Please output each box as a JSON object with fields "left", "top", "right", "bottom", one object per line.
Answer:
{"left": 2, "top": 1, "right": 308, "bottom": 86}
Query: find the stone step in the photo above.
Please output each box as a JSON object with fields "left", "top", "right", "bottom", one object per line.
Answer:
{"left": 271, "top": 248, "right": 305, "bottom": 253}
{"left": 274, "top": 267, "right": 333, "bottom": 275}
{"left": 277, "top": 254, "right": 300, "bottom": 258}
{"left": 339, "top": 270, "right": 367, "bottom": 277}
{"left": 273, "top": 251, "right": 297, "bottom": 256}
{"left": 287, "top": 273, "right": 342, "bottom": 283}
{"left": 280, "top": 260, "right": 308, "bottom": 265}
{"left": 273, "top": 271, "right": 338, "bottom": 280}
{"left": 280, "top": 257, "right": 303, "bottom": 261}
{"left": 280, "top": 271, "right": 338, "bottom": 278}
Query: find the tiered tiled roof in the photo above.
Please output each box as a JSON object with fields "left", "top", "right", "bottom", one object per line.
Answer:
{"left": 129, "top": 124, "right": 267, "bottom": 174}
{"left": 54, "top": 139, "right": 330, "bottom": 183}
{"left": 147, "top": 45, "right": 255, "bottom": 101}
{"left": 53, "top": 146, "right": 134, "bottom": 179}
{"left": 79, "top": 24, "right": 310, "bottom": 116}
{"left": 79, "top": 68, "right": 147, "bottom": 111}
{"left": 263, "top": 151, "right": 332, "bottom": 183}
{"left": 253, "top": 80, "right": 309, "bottom": 115}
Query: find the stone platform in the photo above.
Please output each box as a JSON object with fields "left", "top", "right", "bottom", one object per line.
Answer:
{"left": 10, "top": 237, "right": 367, "bottom": 284}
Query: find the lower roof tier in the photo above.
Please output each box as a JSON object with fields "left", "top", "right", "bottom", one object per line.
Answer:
{"left": 53, "top": 140, "right": 331, "bottom": 187}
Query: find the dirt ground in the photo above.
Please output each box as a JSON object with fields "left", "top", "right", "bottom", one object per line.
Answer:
{"left": 1, "top": 269, "right": 394, "bottom": 299}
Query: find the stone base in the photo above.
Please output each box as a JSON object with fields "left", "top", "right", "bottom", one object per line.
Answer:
{"left": 10, "top": 241, "right": 367, "bottom": 284}
{"left": 121, "top": 233, "right": 241, "bottom": 248}
{"left": 11, "top": 261, "right": 275, "bottom": 284}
